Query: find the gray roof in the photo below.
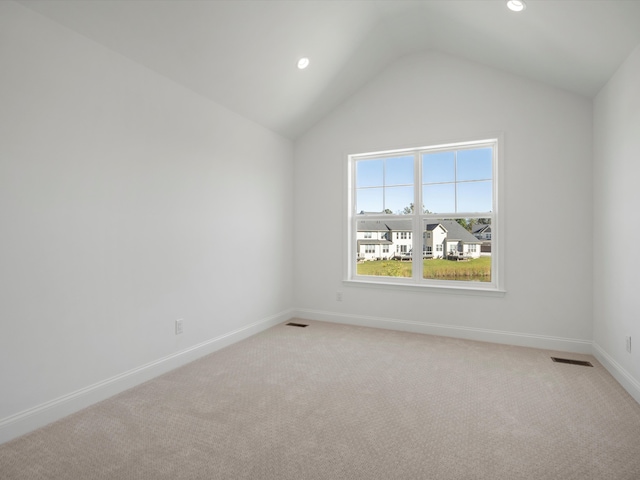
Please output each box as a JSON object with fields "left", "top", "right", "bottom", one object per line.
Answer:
{"left": 356, "top": 220, "right": 392, "bottom": 232}
{"left": 357, "top": 219, "right": 412, "bottom": 232}
{"left": 438, "top": 220, "right": 482, "bottom": 243}
{"left": 472, "top": 224, "right": 491, "bottom": 234}
{"left": 425, "top": 223, "right": 446, "bottom": 232}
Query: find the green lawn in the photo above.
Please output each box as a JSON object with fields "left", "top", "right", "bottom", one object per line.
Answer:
{"left": 357, "top": 256, "right": 491, "bottom": 281}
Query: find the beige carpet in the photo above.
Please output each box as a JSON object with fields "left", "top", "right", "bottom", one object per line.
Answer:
{"left": 1, "top": 320, "right": 640, "bottom": 479}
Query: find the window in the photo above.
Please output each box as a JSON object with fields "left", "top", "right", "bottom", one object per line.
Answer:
{"left": 364, "top": 245, "right": 375, "bottom": 254}
{"left": 364, "top": 232, "right": 372, "bottom": 239}
{"left": 348, "top": 139, "right": 500, "bottom": 291}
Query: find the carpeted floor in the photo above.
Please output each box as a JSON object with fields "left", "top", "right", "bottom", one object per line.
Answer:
{"left": 1, "top": 320, "right": 640, "bottom": 479}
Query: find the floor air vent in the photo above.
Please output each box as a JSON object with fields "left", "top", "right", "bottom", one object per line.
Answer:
{"left": 286, "top": 322, "right": 309, "bottom": 328}
{"left": 551, "top": 357, "right": 593, "bottom": 367}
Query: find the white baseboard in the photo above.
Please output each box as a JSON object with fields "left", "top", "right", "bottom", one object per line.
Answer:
{"left": 0, "top": 309, "right": 293, "bottom": 445}
{"left": 10, "top": 309, "right": 636, "bottom": 446}
{"left": 592, "top": 342, "right": 640, "bottom": 405}
{"left": 293, "top": 308, "right": 593, "bottom": 354}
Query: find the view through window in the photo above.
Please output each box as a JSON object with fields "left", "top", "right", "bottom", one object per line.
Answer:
{"left": 349, "top": 140, "right": 498, "bottom": 288}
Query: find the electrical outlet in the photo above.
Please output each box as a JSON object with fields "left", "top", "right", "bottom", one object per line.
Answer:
{"left": 626, "top": 336, "right": 631, "bottom": 353}
{"left": 175, "top": 318, "right": 183, "bottom": 335}
{"left": 336, "top": 291, "right": 343, "bottom": 302}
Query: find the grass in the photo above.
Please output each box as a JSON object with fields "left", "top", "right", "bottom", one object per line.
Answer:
{"left": 357, "top": 256, "right": 491, "bottom": 282}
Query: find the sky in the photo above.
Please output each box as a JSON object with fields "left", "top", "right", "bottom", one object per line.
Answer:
{"left": 356, "top": 147, "right": 493, "bottom": 214}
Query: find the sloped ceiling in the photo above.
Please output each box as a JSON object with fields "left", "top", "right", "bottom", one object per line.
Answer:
{"left": 17, "top": 0, "right": 640, "bottom": 139}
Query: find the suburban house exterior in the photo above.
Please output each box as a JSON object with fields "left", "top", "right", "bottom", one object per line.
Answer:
{"left": 472, "top": 224, "right": 492, "bottom": 255}
{"left": 355, "top": 220, "right": 394, "bottom": 261}
{"left": 472, "top": 224, "right": 492, "bottom": 240}
{"left": 357, "top": 219, "right": 482, "bottom": 261}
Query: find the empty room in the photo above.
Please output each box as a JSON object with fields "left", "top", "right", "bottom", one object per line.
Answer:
{"left": 1, "top": 0, "right": 639, "bottom": 478}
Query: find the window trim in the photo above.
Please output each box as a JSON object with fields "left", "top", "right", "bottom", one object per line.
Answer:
{"left": 345, "top": 136, "right": 504, "bottom": 295}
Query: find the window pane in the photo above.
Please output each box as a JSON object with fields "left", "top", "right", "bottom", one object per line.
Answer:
{"left": 356, "top": 187, "right": 383, "bottom": 213}
{"left": 356, "top": 157, "right": 415, "bottom": 214}
{"left": 422, "top": 218, "right": 491, "bottom": 282}
{"left": 457, "top": 181, "right": 492, "bottom": 213}
{"left": 385, "top": 185, "right": 414, "bottom": 215}
{"left": 423, "top": 183, "right": 455, "bottom": 213}
{"left": 457, "top": 148, "right": 492, "bottom": 181}
{"left": 356, "top": 219, "right": 412, "bottom": 278}
{"left": 385, "top": 155, "right": 414, "bottom": 185}
{"left": 356, "top": 160, "right": 383, "bottom": 187}
{"left": 423, "top": 151, "right": 455, "bottom": 183}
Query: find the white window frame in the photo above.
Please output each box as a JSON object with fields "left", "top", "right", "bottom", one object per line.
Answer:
{"left": 345, "top": 137, "right": 504, "bottom": 295}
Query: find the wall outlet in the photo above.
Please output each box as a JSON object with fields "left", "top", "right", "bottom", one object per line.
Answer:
{"left": 626, "top": 335, "right": 631, "bottom": 353}
{"left": 336, "top": 291, "right": 343, "bottom": 302}
{"left": 175, "top": 318, "right": 183, "bottom": 335}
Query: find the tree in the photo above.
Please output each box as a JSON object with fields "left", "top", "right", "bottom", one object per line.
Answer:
{"left": 456, "top": 218, "right": 469, "bottom": 230}
{"left": 402, "top": 203, "right": 431, "bottom": 214}
{"left": 402, "top": 203, "right": 415, "bottom": 214}
{"left": 455, "top": 218, "right": 490, "bottom": 232}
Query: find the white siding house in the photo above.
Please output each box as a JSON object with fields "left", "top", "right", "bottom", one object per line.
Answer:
{"left": 438, "top": 220, "right": 482, "bottom": 260}
{"left": 424, "top": 224, "right": 447, "bottom": 258}
{"left": 356, "top": 221, "right": 393, "bottom": 261}
{"left": 472, "top": 224, "right": 492, "bottom": 240}
{"left": 357, "top": 219, "right": 481, "bottom": 261}
{"left": 472, "top": 224, "right": 492, "bottom": 256}
{"left": 392, "top": 229, "right": 413, "bottom": 257}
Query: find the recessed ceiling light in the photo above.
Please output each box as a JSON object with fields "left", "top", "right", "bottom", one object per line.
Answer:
{"left": 507, "top": 0, "right": 526, "bottom": 12}
{"left": 297, "top": 57, "right": 310, "bottom": 70}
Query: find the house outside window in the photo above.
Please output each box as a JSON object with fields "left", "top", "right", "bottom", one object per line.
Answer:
{"left": 348, "top": 138, "right": 501, "bottom": 291}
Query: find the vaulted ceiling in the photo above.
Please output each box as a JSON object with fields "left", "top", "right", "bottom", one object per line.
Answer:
{"left": 17, "top": 0, "right": 640, "bottom": 139}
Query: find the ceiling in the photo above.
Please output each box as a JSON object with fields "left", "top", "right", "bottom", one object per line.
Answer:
{"left": 17, "top": 0, "right": 640, "bottom": 139}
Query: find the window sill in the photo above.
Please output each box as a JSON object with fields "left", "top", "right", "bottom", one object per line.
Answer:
{"left": 343, "top": 278, "right": 506, "bottom": 297}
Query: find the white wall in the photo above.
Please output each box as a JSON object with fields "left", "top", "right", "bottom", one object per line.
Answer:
{"left": 0, "top": 1, "right": 293, "bottom": 440}
{"left": 593, "top": 45, "right": 640, "bottom": 402}
{"left": 294, "top": 52, "right": 593, "bottom": 350}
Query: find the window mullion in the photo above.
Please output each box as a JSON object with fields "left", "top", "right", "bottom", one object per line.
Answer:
{"left": 382, "top": 159, "right": 386, "bottom": 212}
{"left": 454, "top": 150, "right": 458, "bottom": 214}
{"left": 413, "top": 152, "right": 422, "bottom": 282}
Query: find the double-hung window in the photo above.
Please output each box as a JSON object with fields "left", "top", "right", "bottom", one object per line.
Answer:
{"left": 347, "top": 138, "right": 501, "bottom": 292}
